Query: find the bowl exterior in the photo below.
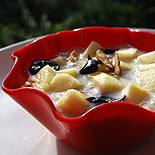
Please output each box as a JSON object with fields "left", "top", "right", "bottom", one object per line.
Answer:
{"left": 2, "top": 27, "right": 155, "bottom": 153}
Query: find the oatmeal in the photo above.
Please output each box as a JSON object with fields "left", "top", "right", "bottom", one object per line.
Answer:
{"left": 25, "top": 41, "right": 155, "bottom": 117}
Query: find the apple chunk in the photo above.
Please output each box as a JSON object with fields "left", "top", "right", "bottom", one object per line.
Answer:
{"left": 83, "top": 41, "right": 102, "bottom": 57}
{"left": 52, "top": 57, "right": 66, "bottom": 66}
{"left": 34, "top": 65, "right": 57, "bottom": 90}
{"left": 48, "top": 73, "right": 83, "bottom": 92}
{"left": 58, "top": 89, "right": 90, "bottom": 117}
{"left": 124, "top": 83, "right": 149, "bottom": 104}
{"left": 138, "top": 63, "right": 155, "bottom": 92}
{"left": 117, "top": 48, "right": 138, "bottom": 61}
{"left": 138, "top": 68, "right": 155, "bottom": 92}
{"left": 57, "top": 68, "right": 78, "bottom": 77}
{"left": 91, "top": 73, "right": 123, "bottom": 93}
{"left": 137, "top": 51, "right": 155, "bottom": 64}
{"left": 120, "top": 61, "right": 132, "bottom": 71}
{"left": 138, "top": 63, "right": 155, "bottom": 72}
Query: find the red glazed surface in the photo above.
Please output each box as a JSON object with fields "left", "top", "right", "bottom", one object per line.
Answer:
{"left": 2, "top": 27, "right": 155, "bottom": 153}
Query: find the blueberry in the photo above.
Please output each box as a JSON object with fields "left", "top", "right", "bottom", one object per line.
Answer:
{"left": 87, "top": 96, "right": 111, "bottom": 106}
{"left": 111, "top": 96, "right": 126, "bottom": 103}
{"left": 79, "top": 56, "right": 98, "bottom": 75}
{"left": 87, "top": 95, "right": 125, "bottom": 106}
{"left": 44, "top": 59, "right": 59, "bottom": 71}
{"left": 28, "top": 59, "right": 59, "bottom": 75}
{"left": 102, "top": 49, "right": 116, "bottom": 54}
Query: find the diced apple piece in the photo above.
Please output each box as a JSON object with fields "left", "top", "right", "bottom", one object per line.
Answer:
{"left": 124, "top": 83, "right": 149, "bottom": 104}
{"left": 83, "top": 41, "right": 102, "bottom": 57}
{"left": 34, "top": 65, "right": 57, "bottom": 90}
{"left": 52, "top": 57, "right": 66, "bottom": 66}
{"left": 138, "top": 68, "right": 155, "bottom": 92}
{"left": 117, "top": 48, "right": 138, "bottom": 61}
{"left": 91, "top": 73, "right": 123, "bottom": 93}
{"left": 138, "top": 63, "right": 155, "bottom": 72}
{"left": 58, "top": 89, "right": 89, "bottom": 117}
{"left": 57, "top": 68, "right": 78, "bottom": 77}
{"left": 120, "top": 61, "right": 132, "bottom": 71}
{"left": 137, "top": 51, "right": 155, "bottom": 64}
{"left": 98, "top": 64, "right": 110, "bottom": 72}
{"left": 48, "top": 73, "right": 83, "bottom": 92}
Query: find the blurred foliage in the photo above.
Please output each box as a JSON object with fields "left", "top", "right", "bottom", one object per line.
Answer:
{"left": 0, "top": 0, "right": 155, "bottom": 48}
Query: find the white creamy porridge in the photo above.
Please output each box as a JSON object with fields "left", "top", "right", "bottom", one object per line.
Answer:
{"left": 25, "top": 41, "right": 155, "bottom": 117}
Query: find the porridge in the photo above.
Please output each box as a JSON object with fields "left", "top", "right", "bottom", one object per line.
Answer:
{"left": 25, "top": 41, "right": 155, "bottom": 117}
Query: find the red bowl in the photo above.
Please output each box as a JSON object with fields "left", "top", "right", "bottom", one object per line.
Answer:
{"left": 2, "top": 27, "right": 155, "bottom": 153}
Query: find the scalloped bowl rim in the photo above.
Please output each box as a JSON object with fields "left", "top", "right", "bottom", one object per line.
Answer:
{"left": 2, "top": 26, "right": 155, "bottom": 122}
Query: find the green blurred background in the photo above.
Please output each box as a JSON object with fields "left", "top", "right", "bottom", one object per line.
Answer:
{"left": 0, "top": 0, "right": 155, "bottom": 48}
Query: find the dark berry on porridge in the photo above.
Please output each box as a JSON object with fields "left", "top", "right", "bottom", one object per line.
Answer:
{"left": 79, "top": 55, "right": 98, "bottom": 75}
{"left": 87, "top": 95, "right": 125, "bottom": 106}
{"left": 29, "top": 59, "right": 59, "bottom": 75}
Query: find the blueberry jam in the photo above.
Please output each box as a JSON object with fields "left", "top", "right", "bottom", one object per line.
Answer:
{"left": 29, "top": 59, "right": 59, "bottom": 75}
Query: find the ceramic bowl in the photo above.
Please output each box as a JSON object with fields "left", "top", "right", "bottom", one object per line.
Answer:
{"left": 2, "top": 27, "right": 155, "bottom": 153}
